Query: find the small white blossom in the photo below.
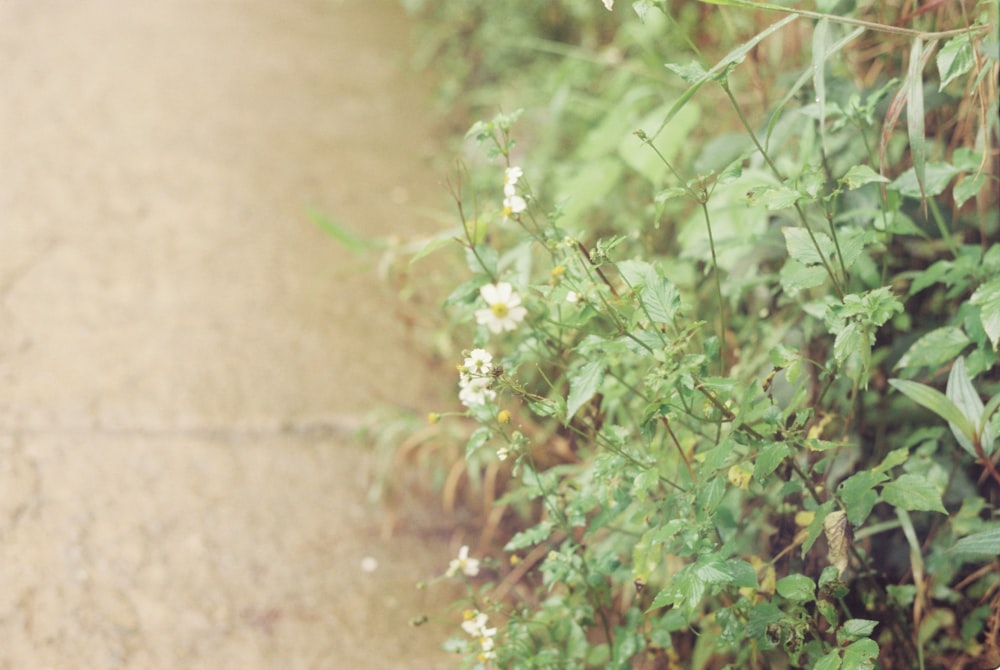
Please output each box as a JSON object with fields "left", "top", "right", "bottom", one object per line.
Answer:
{"left": 602, "top": 0, "right": 614, "bottom": 10}
{"left": 476, "top": 282, "right": 527, "bottom": 334}
{"left": 463, "top": 349, "right": 493, "bottom": 376}
{"left": 459, "top": 375, "right": 495, "bottom": 407}
{"left": 566, "top": 291, "right": 579, "bottom": 303}
{"left": 447, "top": 545, "right": 481, "bottom": 577}
{"left": 503, "top": 193, "right": 527, "bottom": 217}
{"left": 504, "top": 166, "right": 523, "bottom": 187}
{"left": 502, "top": 166, "right": 526, "bottom": 218}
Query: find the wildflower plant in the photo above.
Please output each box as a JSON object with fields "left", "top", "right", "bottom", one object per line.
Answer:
{"left": 398, "top": 0, "right": 999, "bottom": 667}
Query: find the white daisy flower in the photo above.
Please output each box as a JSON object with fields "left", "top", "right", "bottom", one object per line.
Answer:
{"left": 475, "top": 282, "right": 527, "bottom": 334}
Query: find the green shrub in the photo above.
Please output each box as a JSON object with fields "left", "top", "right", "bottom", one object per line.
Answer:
{"left": 400, "top": 1, "right": 999, "bottom": 667}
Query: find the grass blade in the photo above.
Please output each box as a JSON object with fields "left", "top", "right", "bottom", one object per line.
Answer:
{"left": 906, "top": 38, "right": 927, "bottom": 215}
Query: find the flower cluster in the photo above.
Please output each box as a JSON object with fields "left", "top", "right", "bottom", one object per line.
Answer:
{"left": 446, "top": 545, "right": 480, "bottom": 578}
{"left": 461, "top": 610, "right": 497, "bottom": 664}
{"left": 475, "top": 282, "right": 527, "bottom": 334}
{"left": 458, "top": 348, "right": 496, "bottom": 408}
{"left": 502, "top": 166, "right": 526, "bottom": 219}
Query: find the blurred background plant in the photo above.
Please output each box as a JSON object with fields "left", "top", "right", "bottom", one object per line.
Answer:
{"left": 359, "top": 0, "right": 1000, "bottom": 667}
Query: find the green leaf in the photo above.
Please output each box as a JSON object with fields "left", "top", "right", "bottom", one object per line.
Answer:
{"left": 888, "top": 378, "right": 976, "bottom": 453}
{"left": 949, "top": 527, "right": 1000, "bottom": 556}
{"left": 889, "top": 162, "right": 959, "bottom": 198}
{"left": 838, "top": 619, "right": 879, "bottom": 645}
{"left": 947, "top": 356, "right": 995, "bottom": 455}
{"left": 566, "top": 359, "right": 605, "bottom": 425}
{"left": 665, "top": 60, "right": 708, "bottom": 83}
{"left": 937, "top": 34, "right": 974, "bottom": 90}
{"left": 776, "top": 573, "right": 815, "bottom": 602}
{"left": 970, "top": 277, "right": 1000, "bottom": 351}
{"left": 874, "top": 447, "right": 909, "bottom": 473}
{"left": 465, "top": 426, "right": 492, "bottom": 458}
{"left": 906, "top": 38, "right": 928, "bottom": 207}
{"left": 895, "top": 326, "right": 971, "bottom": 370}
{"left": 953, "top": 171, "right": 985, "bottom": 208}
{"left": 814, "top": 651, "right": 842, "bottom": 670}
{"left": 838, "top": 470, "right": 887, "bottom": 526}
{"left": 643, "top": 275, "right": 680, "bottom": 324}
{"left": 504, "top": 520, "right": 555, "bottom": 551}
{"left": 645, "top": 13, "right": 797, "bottom": 142}
{"left": 782, "top": 227, "right": 835, "bottom": 266}
{"left": 754, "top": 441, "right": 791, "bottom": 482}
{"left": 749, "top": 183, "right": 802, "bottom": 210}
{"left": 881, "top": 474, "right": 946, "bottom": 514}
{"left": 840, "top": 165, "right": 889, "bottom": 189}
{"left": 842, "top": 638, "right": 879, "bottom": 668}
{"left": 780, "top": 259, "right": 828, "bottom": 294}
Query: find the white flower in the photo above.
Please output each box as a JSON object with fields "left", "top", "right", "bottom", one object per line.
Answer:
{"left": 502, "top": 166, "right": 526, "bottom": 218}
{"left": 503, "top": 193, "right": 527, "bottom": 217}
{"left": 504, "top": 166, "right": 522, "bottom": 187}
{"left": 463, "top": 349, "right": 493, "bottom": 376}
{"left": 602, "top": 0, "right": 614, "bottom": 10}
{"left": 459, "top": 375, "right": 495, "bottom": 408}
{"left": 447, "top": 545, "right": 481, "bottom": 577}
{"left": 462, "top": 611, "right": 497, "bottom": 639}
{"left": 566, "top": 291, "right": 579, "bottom": 303}
{"left": 496, "top": 445, "right": 511, "bottom": 461}
{"left": 475, "top": 282, "right": 527, "bottom": 334}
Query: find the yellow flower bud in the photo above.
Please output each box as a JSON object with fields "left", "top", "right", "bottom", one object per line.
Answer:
{"left": 497, "top": 409, "right": 511, "bottom": 424}
{"left": 427, "top": 412, "right": 440, "bottom": 424}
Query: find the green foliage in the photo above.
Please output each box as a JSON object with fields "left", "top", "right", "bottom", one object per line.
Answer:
{"left": 397, "top": 0, "right": 1000, "bottom": 667}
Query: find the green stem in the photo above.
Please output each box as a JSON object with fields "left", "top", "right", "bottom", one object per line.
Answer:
{"left": 720, "top": 80, "right": 845, "bottom": 300}
{"left": 700, "top": 202, "right": 727, "bottom": 374}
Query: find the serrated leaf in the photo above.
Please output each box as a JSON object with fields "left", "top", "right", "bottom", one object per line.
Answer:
{"left": 970, "top": 277, "right": 1000, "bottom": 351}
{"left": 750, "top": 183, "right": 802, "bottom": 210}
{"left": 889, "top": 162, "right": 959, "bottom": 198}
{"left": 949, "top": 527, "right": 1000, "bottom": 556}
{"left": 754, "top": 441, "right": 791, "bottom": 481}
{"left": 937, "top": 34, "right": 974, "bottom": 90}
{"left": 842, "top": 638, "right": 879, "bottom": 668}
{"left": 780, "top": 259, "right": 829, "bottom": 294}
{"left": 783, "top": 227, "right": 835, "bottom": 266}
{"left": 814, "top": 651, "right": 842, "bottom": 670}
{"left": 566, "top": 359, "right": 605, "bottom": 425}
{"left": 895, "top": 326, "right": 971, "bottom": 370}
{"left": 837, "top": 470, "right": 886, "bottom": 526}
{"left": 840, "top": 165, "right": 889, "bottom": 189}
{"left": 839, "top": 618, "right": 878, "bottom": 644}
{"left": 776, "top": 573, "right": 815, "bottom": 602}
{"left": 881, "top": 474, "right": 946, "bottom": 514}
{"left": 504, "top": 520, "right": 555, "bottom": 551}
{"left": 643, "top": 275, "right": 680, "bottom": 324}
{"left": 695, "top": 558, "right": 733, "bottom": 584}
{"left": 874, "top": 447, "right": 909, "bottom": 473}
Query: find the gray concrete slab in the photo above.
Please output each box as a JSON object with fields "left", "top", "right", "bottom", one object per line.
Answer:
{"left": 0, "top": 0, "right": 456, "bottom": 667}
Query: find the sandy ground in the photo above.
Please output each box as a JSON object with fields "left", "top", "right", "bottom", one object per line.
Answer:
{"left": 0, "top": 1, "right": 458, "bottom": 667}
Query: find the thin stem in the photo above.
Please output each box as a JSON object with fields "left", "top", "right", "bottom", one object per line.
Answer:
{"left": 720, "top": 80, "right": 845, "bottom": 299}
{"left": 700, "top": 202, "right": 727, "bottom": 374}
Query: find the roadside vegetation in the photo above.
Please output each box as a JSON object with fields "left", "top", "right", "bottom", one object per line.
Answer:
{"left": 388, "top": 1, "right": 999, "bottom": 667}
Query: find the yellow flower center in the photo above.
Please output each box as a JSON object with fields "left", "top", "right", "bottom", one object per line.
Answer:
{"left": 491, "top": 303, "right": 509, "bottom": 318}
